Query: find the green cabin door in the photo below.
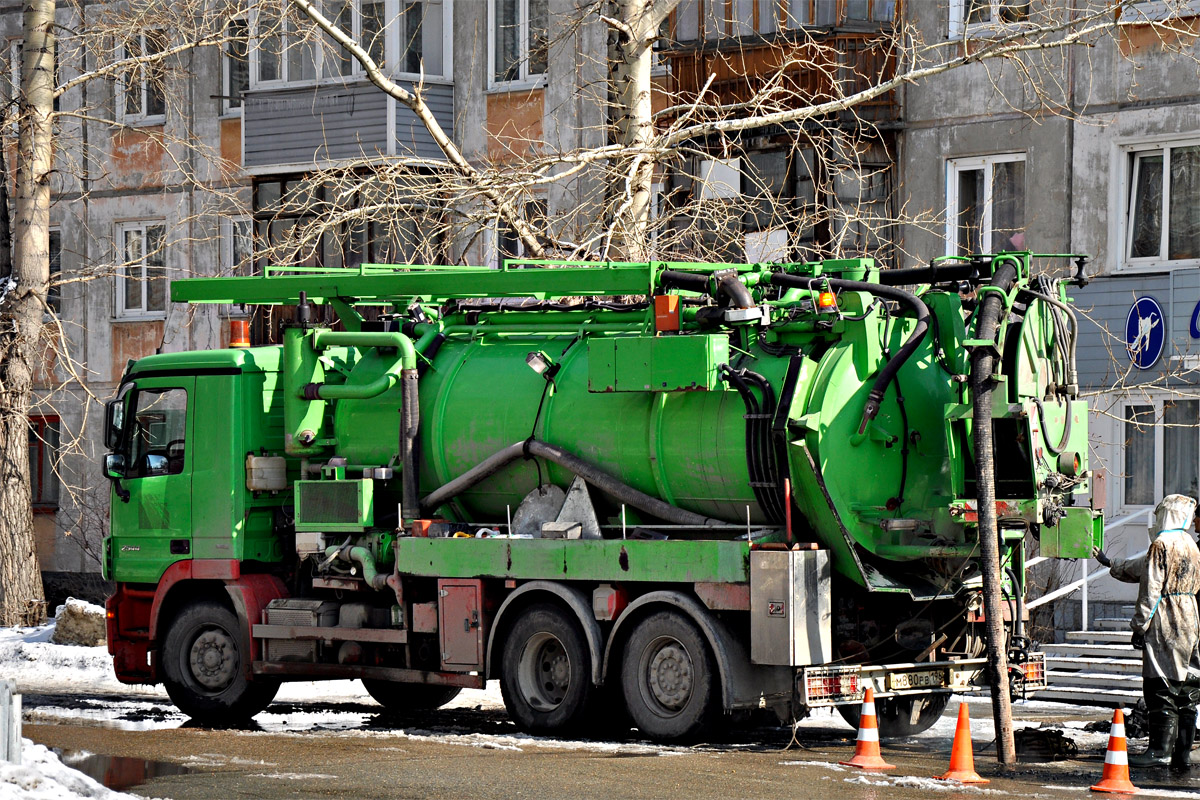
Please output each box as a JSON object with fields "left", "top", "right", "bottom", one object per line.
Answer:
{"left": 109, "top": 376, "right": 194, "bottom": 584}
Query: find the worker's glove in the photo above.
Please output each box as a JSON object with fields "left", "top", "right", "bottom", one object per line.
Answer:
{"left": 1092, "top": 546, "right": 1111, "bottom": 568}
{"left": 1131, "top": 630, "right": 1145, "bottom": 651}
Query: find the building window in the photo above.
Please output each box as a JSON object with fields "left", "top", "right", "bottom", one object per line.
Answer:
{"left": 29, "top": 415, "right": 59, "bottom": 513}
{"left": 948, "top": 0, "right": 1030, "bottom": 37}
{"left": 117, "top": 30, "right": 167, "bottom": 123}
{"left": 489, "top": 0, "right": 548, "bottom": 86}
{"left": 946, "top": 153, "right": 1026, "bottom": 256}
{"left": 1121, "top": 398, "right": 1200, "bottom": 508}
{"left": 1124, "top": 142, "right": 1200, "bottom": 267}
{"left": 252, "top": 0, "right": 448, "bottom": 86}
{"left": 48, "top": 228, "right": 61, "bottom": 315}
{"left": 486, "top": 200, "right": 545, "bottom": 267}
{"left": 222, "top": 17, "right": 249, "bottom": 114}
{"left": 221, "top": 216, "right": 254, "bottom": 276}
{"left": 116, "top": 223, "right": 167, "bottom": 318}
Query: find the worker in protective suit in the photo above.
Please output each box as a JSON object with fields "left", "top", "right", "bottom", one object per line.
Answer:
{"left": 1095, "top": 494, "right": 1200, "bottom": 769}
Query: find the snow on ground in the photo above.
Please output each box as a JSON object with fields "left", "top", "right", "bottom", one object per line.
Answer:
{"left": 0, "top": 739, "right": 154, "bottom": 800}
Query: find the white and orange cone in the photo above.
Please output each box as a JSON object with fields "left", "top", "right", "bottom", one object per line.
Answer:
{"left": 1090, "top": 708, "right": 1138, "bottom": 794}
{"left": 839, "top": 687, "right": 896, "bottom": 770}
{"left": 935, "top": 702, "right": 988, "bottom": 784}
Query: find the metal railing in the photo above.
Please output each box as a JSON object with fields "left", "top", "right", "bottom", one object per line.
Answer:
{"left": 1026, "top": 508, "right": 1154, "bottom": 630}
{"left": 0, "top": 680, "right": 20, "bottom": 764}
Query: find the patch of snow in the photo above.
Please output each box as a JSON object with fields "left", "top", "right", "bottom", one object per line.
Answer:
{"left": 178, "top": 754, "right": 274, "bottom": 769}
{"left": 249, "top": 773, "right": 337, "bottom": 780}
{"left": 844, "top": 774, "right": 1004, "bottom": 794}
{"left": 0, "top": 739, "right": 153, "bottom": 800}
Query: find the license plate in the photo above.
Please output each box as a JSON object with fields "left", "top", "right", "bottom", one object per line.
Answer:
{"left": 889, "top": 669, "right": 947, "bottom": 690}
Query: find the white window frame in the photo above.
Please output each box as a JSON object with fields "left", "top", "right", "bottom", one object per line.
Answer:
{"left": 487, "top": 0, "right": 547, "bottom": 90}
{"left": 115, "top": 221, "right": 168, "bottom": 320}
{"left": 250, "top": 0, "right": 453, "bottom": 90}
{"left": 116, "top": 30, "right": 167, "bottom": 125}
{"left": 222, "top": 16, "right": 249, "bottom": 116}
{"left": 1108, "top": 392, "right": 1200, "bottom": 514}
{"left": 944, "top": 152, "right": 1026, "bottom": 257}
{"left": 221, "top": 216, "right": 255, "bottom": 275}
{"left": 1114, "top": 136, "right": 1200, "bottom": 273}
{"left": 947, "top": 0, "right": 1033, "bottom": 39}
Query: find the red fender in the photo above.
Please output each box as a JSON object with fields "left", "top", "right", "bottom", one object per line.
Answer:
{"left": 109, "top": 560, "right": 287, "bottom": 685}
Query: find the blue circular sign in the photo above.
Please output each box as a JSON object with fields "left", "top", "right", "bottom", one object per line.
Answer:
{"left": 1126, "top": 296, "right": 1165, "bottom": 370}
{"left": 1190, "top": 301, "right": 1200, "bottom": 339}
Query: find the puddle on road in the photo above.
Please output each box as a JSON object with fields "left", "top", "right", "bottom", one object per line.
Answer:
{"left": 60, "top": 751, "right": 191, "bottom": 791}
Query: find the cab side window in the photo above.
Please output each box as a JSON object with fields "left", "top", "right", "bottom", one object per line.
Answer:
{"left": 128, "top": 388, "right": 187, "bottom": 478}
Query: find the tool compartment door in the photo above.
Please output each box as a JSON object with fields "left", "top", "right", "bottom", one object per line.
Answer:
{"left": 438, "top": 579, "right": 484, "bottom": 671}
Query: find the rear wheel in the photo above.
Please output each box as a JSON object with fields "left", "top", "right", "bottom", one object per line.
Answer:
{"left": 362, "top": 680, "right": 462, "bottom": 712}
{"left": 500, "top": 604, "right": 594, "bottom": 734}
{"left": 161, "top": 600, "right": 279, "bottom": 724}
{"left": 620, "top": 610, "right": 717, "bottom": 742}
{"left": 837, "top": 693, "right": 950, "bottom": 738}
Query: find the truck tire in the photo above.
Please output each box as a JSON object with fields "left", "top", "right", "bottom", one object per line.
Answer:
{"left": 837, "top": 693, "right": 950, "bottom": 738}
{"left": 620, "top": 610, "right": 717, "bottom": 742}
{"left": 161, "top": 600, "right": 278, "bottom": 724}
{"left": 500, "top": 604, "right": 593, "bottom": 735}
{"left": 361, "top": 680, "right": 462, "bottom": 712}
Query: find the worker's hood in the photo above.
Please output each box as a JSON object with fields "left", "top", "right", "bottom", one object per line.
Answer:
{"left": 1150, "top": 493, "right": 1198, "bottom": 540}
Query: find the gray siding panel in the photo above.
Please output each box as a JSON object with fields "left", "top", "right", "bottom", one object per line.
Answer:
{"left": 244, "top": 83, "right": 389, "bottom": 168}
{"left": 1075, "top": 274, "right": 1200, "bottom": 389}
{"left": 396, "top": 85, "right": 453, "bottom": 162}
{"left": 244, "top": 82, "right": 453, "bottom": 169}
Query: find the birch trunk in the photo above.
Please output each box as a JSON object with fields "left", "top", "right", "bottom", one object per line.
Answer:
{"left": 605, "top": 0, "right": 673, "bottom": 262}
{"left": 0, "top": 0, "right": 53, "bottom": 627}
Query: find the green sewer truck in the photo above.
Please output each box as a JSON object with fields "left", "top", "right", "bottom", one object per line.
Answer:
{"left": 102, "top": 255, "right": 1098, "bottom": 741}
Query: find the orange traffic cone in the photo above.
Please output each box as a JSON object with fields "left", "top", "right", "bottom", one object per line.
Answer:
{"left": 935, "top": 702, "right": 989, "bottom": 784}
{"left": 839, "top": 687, "right": 896, "bottom": 770}
{"left": 1091, "top": 708, "right": 1138, "bottom": 794}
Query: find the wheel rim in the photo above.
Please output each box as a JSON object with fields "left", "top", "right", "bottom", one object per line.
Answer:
{"left": 516, "top": 632, "right": 572, "bottom": 711}
{"left": 638, "top": 635, "right": 693, "bottom": 717}
{"left": 188, "top": 626, "right": 238, "bottom": 691}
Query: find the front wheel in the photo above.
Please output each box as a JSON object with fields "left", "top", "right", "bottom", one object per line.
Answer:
{"left": 362, "top": 680, "right": 462, "bottom": 712}
{"left": 837, "top": 692, "right": 950, "bottom": 738}
{"left": 500, "top": 604, "right": 594, "bottom": 734}
{"left": 161, "top": 600, "right": 279, "bottom": 724}
{"left": 620, "top": 610, "right": 717, "bottom": 742}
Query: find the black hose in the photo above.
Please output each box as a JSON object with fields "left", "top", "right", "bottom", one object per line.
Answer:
{"left": 969, "top": 260, "right": 1019, "bottom": 765}
{"left": 418, "top": 440, "right": 724, "bottom": 527}
{"left": 659, "top": 270, "right": 757, "bottom": 310}
{"left": 1032, "top": 397, "right": 1073, "bottom": 456}
{"left": 720, "top": 365, "right": 783, "bottom": 523}
{"left": 716, "top": 273, "right": 755, "bottom": 309}
{"left": 768, "top": 273, "right": 930, "bottom": 435}
{"left": 1004, "top": 566, "right": 1026, "bottom": 644}
{"left": 875, "top": 262, "right": 983, "bottom": 286}
{"left": 740, "top": 368, "right": 786, "bottom": 521}
{"left": 658, "top": 270, "right": 711, "bottom": 294}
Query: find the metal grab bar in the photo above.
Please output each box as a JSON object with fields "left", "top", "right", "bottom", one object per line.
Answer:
{"left": 1026, "top": 508, "right": 1154, "bottom": 620}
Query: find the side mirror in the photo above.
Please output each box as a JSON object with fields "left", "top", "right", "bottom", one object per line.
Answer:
{"left": 103, "top": 454, "right": 130, "bottom": 503}
{"left": 105, "top": 399, "right": 125, "bottom": 450}
{"left": 103, "top": 453, "right": 126, "bottom": 480}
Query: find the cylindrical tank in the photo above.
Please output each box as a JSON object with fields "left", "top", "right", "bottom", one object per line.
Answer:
{"left": 333, "top": 331, "right": 790, "bottom": 524}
